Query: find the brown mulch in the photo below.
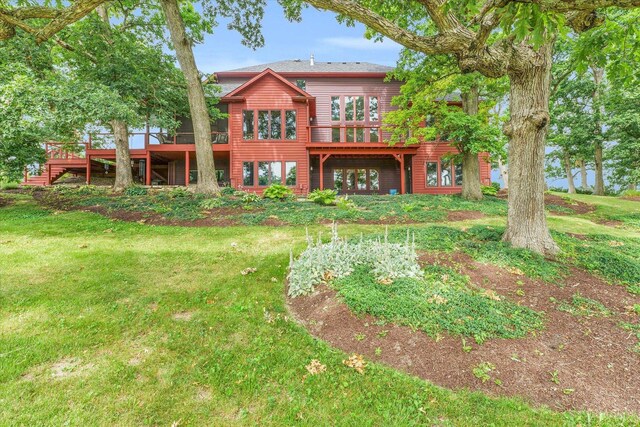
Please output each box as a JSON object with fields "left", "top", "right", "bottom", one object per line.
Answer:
{"left": 447, "top": 210, "right": 485, "bottom": 221}
{"left": 31, "top": 190, "right": 243, "bottom": 227}
{"left": 496, "top": 191, "right": 597, "bottom": 216}
{"left": 287, "top": 251, "right": 640, "bottom": 414}
{"left": 544, "top": 194, "right": 597, "bottom": 215}
{"left": 622, "top": 196, "right": 640, "bottom": 202}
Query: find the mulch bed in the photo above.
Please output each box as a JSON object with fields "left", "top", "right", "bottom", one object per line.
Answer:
{"left": 287, "top": 251, "right": 640, "bottom": 414}
{"left": 544, "top": 194, "right": 597, "bottom": 215}
{"left": 446, "top": 210, "right": 485, "bottom": 221}
{"left": 622, "top": 196, "right": 640, "bottom": 202}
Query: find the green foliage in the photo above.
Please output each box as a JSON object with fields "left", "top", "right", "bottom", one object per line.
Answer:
{"left": 220, "top": 186, "right": 236, "bottom": 196}
{"left": 619, "top": 322, "right": 640, "bottom": 352}
{"left": 556, "top": 293, "right": 612, "bottom": 317}
{"left": 472, "top": 362, "right": 496, "bottom": 383}
{"left": 287, "top": 225, "right": 424, "bottom": 297}
{"left": 0, "top": 180, "right": 19, "bottom": 190}
{"left": 200, "top": 198, "right": 223, "bottom": 209}
{"left": 334, "top": 264, "right": 544, "bottom": 344}
{"left": 124, "top": 186, "right": 148, "bottom": 196}
{"left": 481, "top": 185, "right": 498, "bottom": 196}
{"left": 308, "top": 189, "right": 337, "bottom": 205}
{"left": 335, "top": 195, "right": 357, "bottom": 211}
{"left": 240, "top": 191, "right": 260, "bottom": 204}
{"left": 263, "top": 184, "right": 294, "bottom": 200}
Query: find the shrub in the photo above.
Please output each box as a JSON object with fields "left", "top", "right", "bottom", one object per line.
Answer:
{"left": 401, "top": 202, "right": 419, "bottom": 212}
{"left": 241, "top": 192, "right": 260, "bottom": 204}
{"left": 481, "top": 185, "right": 498, "bottom": 196}
{"left": 0, "top": 180, "right": 19, "bottom": 190}
{"left": 308, "top": 189, "right": 337, "bottom": 205}
{"left": 336, "top": 195, "right": 357, "bottom": 210}
{"left": 220, "top": 186, "right": 236, "bottom": 196}
{"left": 200, "top": 198, "right": 224, "bottom": 209}
{"left": 621, "top": 189, "right": 640, "bottom": 198}
{"left": 576, "top": 187, "right": 594, "bottom": 195}
{"left": 169, "top": 187, "right": 190, "bottom": 198}
{"left": 287, "top": 225, "right": 423, "bottom": 297}
{"left": 263, "top": 184, "right": 294, "bottom": 200}
{"left": 124, "top": 186, "right": 148, "bottom": 196}
{"left": 490, "top": 182, "right": 501, "bottom": 192}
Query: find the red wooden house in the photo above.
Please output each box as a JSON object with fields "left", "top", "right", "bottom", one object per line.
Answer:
{"left": 24, "top": 58, "right": 491, "bottom": 194}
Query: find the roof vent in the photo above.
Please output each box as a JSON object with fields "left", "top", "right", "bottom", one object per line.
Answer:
{"left": 327, "top": 61, "right": 332, "bottom": 64}
{"left": 294, "top": 59, "right": 301, "bottom": 62}
{"left": 356, "top": 62, "right": 361, "bottom": 64}
{"left": 310, "top": 53, "right": 315, "bottom": 66}
{"left": 342, "top": 62, "right": 347, "bottom": 64}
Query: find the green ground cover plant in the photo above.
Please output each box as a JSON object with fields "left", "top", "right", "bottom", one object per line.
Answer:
{"left": 333, "top": 265, "right": 544, "bottom": 344}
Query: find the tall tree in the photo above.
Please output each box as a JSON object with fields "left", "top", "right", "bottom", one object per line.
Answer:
{"left": 58, "top": 7, "right": 188, "bottom": 191}
{"left": 385, "top": 49, "right": 507, "bottom": 200}
{"left": 159, "top": 0, "right": 266, "bottom": 195}
{"left": 0, "top": 32, "right": 131, "bottom": 181}
{"left": 281, "top": 0, "right": 640, "bottom": 255}
{"left": 605, "top": 85, "right": 640, "bottom": 191}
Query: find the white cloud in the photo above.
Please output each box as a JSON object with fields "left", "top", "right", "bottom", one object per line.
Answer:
{"left": 320, "top": 36, "right": 401, "bottom": 51}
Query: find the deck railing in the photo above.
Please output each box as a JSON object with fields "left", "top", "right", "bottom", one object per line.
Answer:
{"left": 45, "top": 142, "right": 88, "bottom": 159}
{"left": 306, "top": 124, "right": 408, "bottom": 145}
{"left": 88, "top": 131, "right": 229, "bottom": 149}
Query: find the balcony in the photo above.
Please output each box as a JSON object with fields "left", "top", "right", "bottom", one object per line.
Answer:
{"left": 306, "top": 125, "right": 406, "bottom": 148}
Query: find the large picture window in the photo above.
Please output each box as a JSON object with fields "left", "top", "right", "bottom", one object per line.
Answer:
{"left": 245, "top": 110, "right": 296, "bottom": 141}
{"left": 257, "top": 161, "right": 283, "bottom": 186}
{"left": 334, "top": 168, "right": 380, "bottom": 192}
{"left": 330, "top": 95, "right": 380, "bottom": 143}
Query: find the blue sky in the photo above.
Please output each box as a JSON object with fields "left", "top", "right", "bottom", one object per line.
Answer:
{"left": 192, "top": 3, "right": 402, "bottom": 73}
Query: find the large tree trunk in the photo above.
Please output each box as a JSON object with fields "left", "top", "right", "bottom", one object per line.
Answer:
{"left": 594, "top": 142, "right": 605, "bottom": 195}
{"left": 502, "top": 41, "right": 558, "bottom": 256}
{"left": 160, "top": 0, "right": 219, "bottom": 195}
{"left": 563, "top": 151, "right": 576, "bottom": 194}
{"left": 460, "top": 85, "right": 483, "bottom": 200}
{"left": 111, "top": 119, "right": 134, "bottom": 191}
{"left": 579, "top": 159, "right": 588, "bottom": 189}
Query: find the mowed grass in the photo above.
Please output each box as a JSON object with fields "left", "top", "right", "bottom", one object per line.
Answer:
{"left": 0, "top": 193, "right": 638, "bottom": 426}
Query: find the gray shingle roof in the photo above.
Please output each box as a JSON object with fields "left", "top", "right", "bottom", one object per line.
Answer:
{"left": 219, "top": 59, "right": 394, "bottom": 74}
{"left": 211, "top": 82, "right": 244, "bottom": 97}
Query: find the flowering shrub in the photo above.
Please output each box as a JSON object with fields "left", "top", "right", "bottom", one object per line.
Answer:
{"left": 287, "top": 224, "right": 423, "bottom": 297}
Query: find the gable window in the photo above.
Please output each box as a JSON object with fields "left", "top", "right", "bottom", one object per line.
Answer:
{"left": 285, "top": 110, "right": 296, "bottom": 140}
{"left": 296, "top": 79, "right": 306, "bottom": 91}
{"left": 258, "top": 161, "right": 282, "bottom": 186}
{"left": 258, "top": 110, "right": 282, "bottom": 140}
{"left": 243, "top": 162, "right": 254, "bottom": 186}
{"left": 243, "top": 110, "right": 254, "bottom": 140}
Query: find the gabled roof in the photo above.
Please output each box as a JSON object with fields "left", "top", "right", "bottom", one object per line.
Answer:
{"left": 221, "top": 59, "right": 394, "bottom": 74}
{"left": 223, "top": 68, "right": 313, "bottom": 99}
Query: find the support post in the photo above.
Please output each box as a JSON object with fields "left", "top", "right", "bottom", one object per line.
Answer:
{"left": 400, "top": 154, "right": 406, "bottom": 195}
{"left": 319, "top": 154, "right": 330, "bottom": 190}
{"left": 145, "top": 122, "right": 150, "bottom": 148}
{"left": 185, "top": 151, "right": 190, "bottom": 186}
{"left": 86, "top": 156, "right": 91, "bottom": 185}
{"left": 145, "top": 152, "right": 151, "bottom": 185}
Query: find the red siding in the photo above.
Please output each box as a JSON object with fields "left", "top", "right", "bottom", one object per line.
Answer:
{"left": 227, "top": 74, "right": 310, "bottom": 194}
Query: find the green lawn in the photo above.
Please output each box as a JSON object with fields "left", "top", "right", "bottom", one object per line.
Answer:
{"left": 1, "top": 192, "right": 639, "bottom": 425}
